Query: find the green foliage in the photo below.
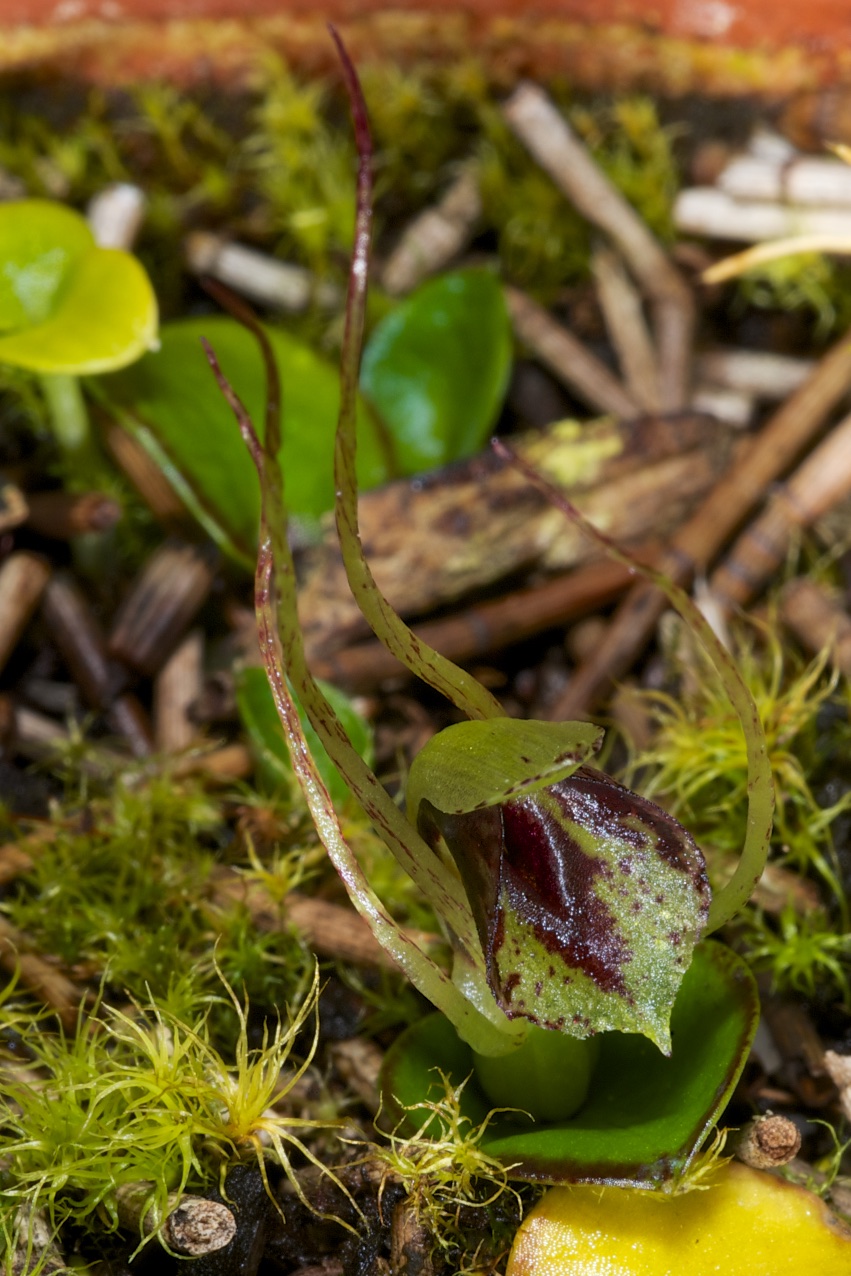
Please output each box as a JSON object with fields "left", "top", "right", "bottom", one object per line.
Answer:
{"left": 245, "top": 57, "right": 358, "bottom": 275}
{"left": 370, "top": 1071, "right": 522, "bottom": 1257}
{"left": 0, "top": 200, "right": 157, "bottom": 375}
{"left": 0, "top": 770, "right": 310, "bottom": 1015}
{"left": 739, "top": 906, "right": 851, "bottom": 1004}
{"left": 622, "top": 626, "right": 848, "bottom": 906}
{"left": 0, "top": 968, "right": 335, "bottom": 1253}
{"left": 96, "top": 315, "right": 389, "bottom": 564}
{"left": 733, "top": 254, "right": 851, "bottom": 343}
{"left": 236, "top": 663, "right": 374, "bottom": 810}
{"left": 360, "top": 269, "right": 512, "bottom": 473}
{"left": 381, "top": 943, "right": 758, "bottom": 1187}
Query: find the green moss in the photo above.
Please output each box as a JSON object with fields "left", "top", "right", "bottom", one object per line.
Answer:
{"left": 732, "top": 254, "right": 851, "bottom": 343}
{"left": 619, "top": 612, "right": 851, "bottom": 994}
{"left": 0, "top": 966, "right": 335, "bottom": 1259}
{"left": 0, "top": 769, "right": 310, "bottom": 1018}
{"left": 478, "top": 94, "right": 680, "bottom": 300}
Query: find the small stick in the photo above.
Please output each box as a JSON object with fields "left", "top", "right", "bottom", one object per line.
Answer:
{"left": 329, "top": 1037, "right": 384, "bottom": 1110}
{"left": 102, "top": 423, "right": 187, "bottom": 524}
{"left": 0, "top": 915, "right": 83, "bottom": 1030}
{"left": 734, "top": 1114, "right": 802, "bottom": 1169}
{"left": 505, "top": 286, "right": 639, "bottom": 418}
{"left": 154, "top": 628, "right": 204, "bottom": 752}
{"left": 675, "top": 189, "right": 851, "bottom": 244}
{"left": 551, "top": 323, "right": 851, "bottom": 717}
{"left": 503, "top": 82, "right": 694, "bottom": 410}
{"left": 696, "top": 348, "right": 813, "bottom": 400}
{"left": 9, "top": 1205, "right": 69, "bottom": 1275}
{"left": 115, "top": 1183, "right": 236, "bottom": 1257}
{"left": 42, "top": 574, "right": 121, "bottom": 708}
{"left": 380, "top": 165, "right": 482, "bottom": 295}
{"left": 0, "top": 825, "right": 60, "bottom": 887}
{"left": 592, "top": 244, "right": 660, "bottom": 411}
{"left": 172, "top": 742, "right": 253, "bottom": 782}
{"left": 87, "top": 183, "right": 146, "bottom": 250}
{"left": 41, "top": 574, "right": 154, "bottom": 756}
{"left": 718, "top": 153, "right": 851, "bottom": 206}
{"left": 186, "top": 231, "right": 340, "bottom": 312}
{"left": 703, "top": 233, "right": 851, "bottom": 285}
{"left": 779, "top": 577, "right": 851, "bottom": 676}
{"left": 209, "top": 870, "right": 442, "bottom": 971}
{"left": 691, "top": 384, "right": 754, "bottom": 429}
{"left": 824, "top": 1050, "right": 851, "bottom": 1123}
{"left": 711, "top": 408, "right": 851, "bottom": 608}
{"left": 109, "top": 540, "right": 217, "bottom": 677}
{"left": 26, "top": 490, "right": 122, "bottom": 539}
{"left": 0, "top": 552, "right": 51, "bottom": 675}
{"left": 0, "top": 481, "right": 28, "bottom": 533}
{"left": 312, "top": 552, "right": 647, "bottom": 692}
{"left": 391, "top": 1199, "right": 435, "bottom": 1276}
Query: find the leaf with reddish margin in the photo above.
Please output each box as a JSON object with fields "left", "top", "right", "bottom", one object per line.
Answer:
{"left": 417, "top": 757, "right": 710, "bottom": 1053}
{"left": 380, "top": 941, "right": 759, "bottom": 1186}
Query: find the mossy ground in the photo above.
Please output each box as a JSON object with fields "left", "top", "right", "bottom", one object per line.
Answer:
{"left": 0, "top": 58, "right": 850, "bottom": 1275}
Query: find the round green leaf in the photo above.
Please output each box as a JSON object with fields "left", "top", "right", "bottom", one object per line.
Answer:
{"left": 360, "top": 268, "right": 512, "bottom": 473}
{"left": 96, "top": 316, "right": 391, "bottom": 567}
{"left": 0, "top": 200, "right": 157, "bottom": 374}
{"left": 235, "top": 663, "right": 373, "bottom": 810}
{"left": 380, "top": 941, "right": 758, "bottom": 1186}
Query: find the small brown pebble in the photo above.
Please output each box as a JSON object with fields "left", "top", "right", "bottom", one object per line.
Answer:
{"left": 734, "top": 1113, "right": 802, "bottom": 1169}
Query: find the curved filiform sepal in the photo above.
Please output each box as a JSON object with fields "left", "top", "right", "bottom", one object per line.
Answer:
{"left": 415, "top": 734, "right": 710, "bottom": 1052}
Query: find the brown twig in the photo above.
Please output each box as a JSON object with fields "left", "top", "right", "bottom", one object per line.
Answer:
{"left": 592, "top": 244, "right": 660, "bottom": 411}
{"left": 115, "top": 1184, "right": 236, "bottom": 1257}
{"left": 153, "top": 629, "right": 204, "bottom": 752}
{"left": 209, "top": 869, "right": 442, "bottom": 971}
{"left": 505, "top": 286, "right": 639, "bottom": 417}
{"left": 503, "top": 82, "right": 695, "bottom": 410}
{"left": 551, "top": 325, "right": 851, "bottom": 717}
{"left": 0, "top": 915, "right": 83, "bottom": 1030}
{"left": 109, "top": 540, "right": 217, "bottom": 677}
{"left": 41, "top": 574, "right": 154, "bottom": 756}
{"left": 101, "top": 422, "right": 187, "bottom": 524}
{"left": 711, "top": 409, "right": 851, "bottom": 608}
{"left": 26, "top": 490, "right": 122, "bottom": 539}
{"left": 779, "top": 577, "right": 851, "bottom": 676}
{"left": 380, "top": 165, "right": 481, "bottom": 295}
{"left": 312, "top": 551, "right": 650, "bottom": 692}
{"left": 0, "top": 552, "right": 51, "bottom": 675}
{"left": 299, "top": 412, "right": 730, "bottom": 658}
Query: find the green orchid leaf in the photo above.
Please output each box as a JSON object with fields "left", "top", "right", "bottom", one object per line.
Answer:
{"left": 235, "top": 663, "right": 373, "bottom": 810}
{"left": 360, "top": 268, "right": 512, "bottom": 473}
{"left": 96, "top": 316, "right": 390, "bottom": 568}
{"left": 414, "top": 750, "right": 710, "bottom": 1051}
{"left": 381, "top": 940, "right": 758, "bottom": 1186}
{"left": 0, "top": 199, "right": 157, "bottom": 374}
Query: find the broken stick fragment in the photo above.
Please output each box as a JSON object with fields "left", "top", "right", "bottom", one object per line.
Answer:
{"left": 116, "top": 1183, "right": 236, "bottom": 1256}
{"left": 734, "top": 1114, "right": 802, "bottom": 1170}
{"left": 711, "top": 408, "right": 851, "bottom": 608}
{"left": 381, "top": 165, "right": 481, "bottom": 295}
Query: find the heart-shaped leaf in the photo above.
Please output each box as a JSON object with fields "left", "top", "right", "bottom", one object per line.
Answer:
{"left": 235, "top": 663, "right": 373, "bottom": 810}
{"left": 95, "top": 316, "right": 390, "bottom": 567}
{"left": 360, "top": 268, "right": 512, "bottom": 473}
{"left": 0, "top": 200, "right": 157, "bottom": 374}
{"left": 380, "top": 940, "right": 758, "bottom": 1186}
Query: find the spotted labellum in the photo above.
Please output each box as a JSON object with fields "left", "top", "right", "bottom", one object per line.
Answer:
{"left": 410, "top": 724, "right": 710, "bottom": 1051}
{"left": 207, "top": 31, "right": 774, "bottom": 1182}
